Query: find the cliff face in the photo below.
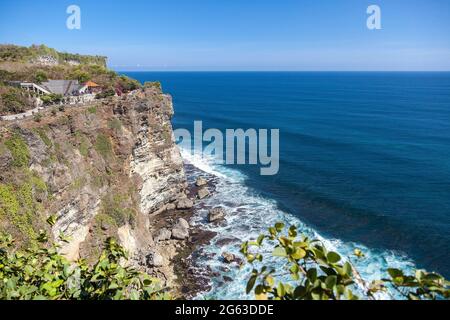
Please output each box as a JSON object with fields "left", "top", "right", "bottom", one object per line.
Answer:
{"left": 0, "top": 87, "right": 187, "bottom": 264}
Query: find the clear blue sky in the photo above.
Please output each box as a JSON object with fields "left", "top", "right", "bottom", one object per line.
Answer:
{"left": 1, "top": 0, "right": 449, "bottom": 71}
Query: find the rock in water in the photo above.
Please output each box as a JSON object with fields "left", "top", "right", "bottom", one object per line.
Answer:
{"left": 147, "top": 251, "right": 166, "bottom": 267}
{"left": 222, "top": 252, "right": 235, "bottom": 264}
{"left": 196, "top": 177, "right": 208, "bottom": 187}
{"left": 171, "top": 218, "right": 190, "bottom": 240}
{"left": 197, "top": 188, "right": 210, "bottom": 199}
{"left": 154, "top": 228, "right": 172, "bottom": 242}
{"left": 208, "top": 207, "right": 225, "bottom": 223}
{"left": 177, "top": 198, "right": 194, "bottom": 210}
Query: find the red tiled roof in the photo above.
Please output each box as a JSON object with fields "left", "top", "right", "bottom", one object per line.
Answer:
{"left": 84, "top": 81, "right": 100, "bottom": 87}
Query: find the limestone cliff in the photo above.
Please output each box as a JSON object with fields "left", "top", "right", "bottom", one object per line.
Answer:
{"left": 0, "top": 86, "right": 187, "bottom": 266}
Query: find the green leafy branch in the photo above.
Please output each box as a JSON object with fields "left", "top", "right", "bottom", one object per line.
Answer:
{"left": 241, "top": 223, "right": 449, "bottom": 300}
{"left": 0, "top": 218, "right": 169, "bottom": 300}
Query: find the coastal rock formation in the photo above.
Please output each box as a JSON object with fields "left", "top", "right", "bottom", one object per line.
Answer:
{"left": 0, "top": 86, "right": 187, "bottom": 269}
{"left": 129, "top": 91, "right": 186, "bottom": 216}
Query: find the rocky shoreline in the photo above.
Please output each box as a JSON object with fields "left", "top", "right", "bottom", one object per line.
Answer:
{"left": 140, "top": 161, "right": 244, "bottom": 299}
{"left": 133, "top": 163, "right": 210, "bottom": 298}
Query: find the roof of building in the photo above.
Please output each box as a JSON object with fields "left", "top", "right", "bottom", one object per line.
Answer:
{"left": 41, "top": 80, "right": 82, "bottom": 96}
{"left": 84, "top": 80, "right": 100, "bottom": 87}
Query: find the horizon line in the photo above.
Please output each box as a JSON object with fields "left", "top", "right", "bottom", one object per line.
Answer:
{"left": 113, "top": 69, "right": 450, "bottom": 73}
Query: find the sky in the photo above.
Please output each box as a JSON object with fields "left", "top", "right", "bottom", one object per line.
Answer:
{"left": 0, "top": 0, "right": 450, "bottom": 71}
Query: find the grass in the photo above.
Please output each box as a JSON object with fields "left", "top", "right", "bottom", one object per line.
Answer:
{"left": 144, "top": 81, "right": 162, "bottom": 91}
{"left": 100, "top": 194, "right": 136, "bottom": 227}
{"left": 30, "top": 172, "right": 47, "bottom": 194}
{"left": 76, "top": 133, "right": 90, "bottom": 157}
{"left": 0, "top": 184, "right": 19, "bottom": 221}
{"left": 0, "top": 169, "right": 48, "bottom": 243}
{"left": 0, "top": 143, "right": 7, "bottom": 156}
{"left": 95, "top": 133, "right": 113, "bottom": 159}
{"left": 87, "top": 106, "right": 97, "bottom": 114}
{"left": 33, "top": 128, "right": 52, "bottom": 147}
{"left": 70, "top": 176, "right": 87, "bottom": 191}
{"left": 108, "top": 119, "right": 122, "bottom": 131}
{"left": 95, "top": 213, "right": 117, "bottom": 229}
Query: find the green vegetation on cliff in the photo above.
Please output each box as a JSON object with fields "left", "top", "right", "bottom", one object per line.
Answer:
{"left": 0, "top": 232, "right": 167, "bottom": 300}
{"left": 0, "top": 85, "right": 34, "bottom": 115}
{"left": 100, "top": 193, "right": 137, "bottom": 228}
{"left": 0, "top": 170, "right": 48, "bottom": 244}
{"left": 4, "top": 133, "right": 30, "bottom": 167}
{"left": 95, "top": 133, "right": 113, "bottom": 159}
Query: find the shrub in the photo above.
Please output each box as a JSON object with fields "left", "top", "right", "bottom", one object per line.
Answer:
{"left": 95, "top": 87, "right": 115, "bottom": 99}
{"left": 40, "top": 95, "right": 52, "bottom": 105}
{"left": 100, "top": 194, "right": 136, "bottom": 227}
{"left": 33, "top": 113, "right": 42, "bottom": 122}
{"left": 144, "top": 81, "right": 162, "bottom": 91}
{"left": 241, "top": 222, "right": 450, "bottom": 300}
{"left": 117, "top": 76, "right": 141, "bottom": 93}
{"left": 34, "top": 70, "right": 48, "bottom": 84}
{"left": 70, "top": 69, "right": 91, "bottom": 83}
{"left": 1, "top": 88, "right": 30, "bottom": 114}
{"left": 0, "top": 230, "right": 168, "bottom": 300}
{"left": 0, "top": 70, "right": 15, "bottom": 82}
{"left": 41, "top": 94, "right": 63, "bottom": 106}
{"left": 0, "top": 184, "right": 20, "bottom": 221}
{"left": 0, "top": 44, "right": 31, "bottom": 61}
{"left": 87, "top": 106, "right": 97, "bottom": 114}
{"left": 76, "top": 133, "right": 90, "bottom": 157}
{"left": 0, "top": 174, "right": 43, "bottom": 243}
{"left": 33, "top": 128, "right": 52, "bottom": 147}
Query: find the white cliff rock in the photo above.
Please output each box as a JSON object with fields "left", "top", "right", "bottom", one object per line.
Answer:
{"left": 171, "top": 218, "right": 190, "bottom": 240}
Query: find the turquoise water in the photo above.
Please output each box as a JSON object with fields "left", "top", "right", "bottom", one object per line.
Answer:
{"left": 123, "top": 72, "right": 450, "bottom": 281}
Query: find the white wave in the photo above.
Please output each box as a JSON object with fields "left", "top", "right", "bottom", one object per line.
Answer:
{"left": 180, "top": 148, "right": 247, "bottom": 181}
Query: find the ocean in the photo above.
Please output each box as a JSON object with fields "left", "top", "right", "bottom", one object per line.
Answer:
{"left": 122, "top": 71, "right": 450, "bottom": 298}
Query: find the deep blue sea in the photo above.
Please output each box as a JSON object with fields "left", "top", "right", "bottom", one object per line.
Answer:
{"left": 123, "top": 72, "right": 450, "bottom": 296}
